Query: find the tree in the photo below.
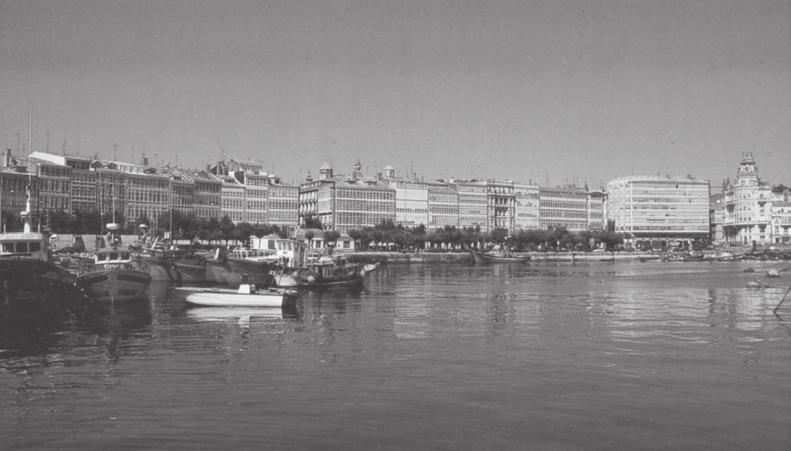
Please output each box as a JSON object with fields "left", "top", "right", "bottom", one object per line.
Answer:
{"left": 219, "top": 216, "right": 235, "bottom": 244}
{"left": 302, "top": 213, "right": 323, "bottom": 230}
{"left": 323, "top": 230, "right": 340, "bottom": 243}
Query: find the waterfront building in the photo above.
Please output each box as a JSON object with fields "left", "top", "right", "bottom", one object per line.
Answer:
{"left": 210, "top": 170, "right": 246, "bottom": 223}
{"left": 384, "top": 166, "right": 429, "bottom": 229}
{"left": 718, "top": 153, "right": 783, "bottom": 246}
{"left": 267, "top": 175, "right": 299, "bottom": 228}
{"left": 191, "top": 170, "right": 223, "bottom": 221}
{"left": 33, "top": 161, "right": 71, "bottom": 214}
{"left": 539, "top": 185, "right": 589, "bottom": 232}
{"left": 0, "top": 166, "right": 33, "bottom": 233}
{"left": 452, "top": 180, "right": 488, "bottom": 231}
{"left": 587, "top": 189, "right": 606, "bottom": 231}
{"left": 227, "top": 160, "right": 269, "bottom": 224}
{"left": 486, "top": 179, "right": 515, "bottom": 231}
{"left": 771, "top": 202, "right": 791, "bottom": 244}
{"left": 299, "top": 161, "right": 396, "bottom": 233}
{"left": 124, "top": 171, "right": 169, "bottom": 231}
{"left": 427, "top": 181, "right": 459, "bottom": 231}
{"left": 92, "top": 166, "right": 128, "bottom": 225}
{"left": 606, "top": 175, "right": 710, "bottom": 248}
{"left": 513, "top": 183, "right": 539, "bottom": 230}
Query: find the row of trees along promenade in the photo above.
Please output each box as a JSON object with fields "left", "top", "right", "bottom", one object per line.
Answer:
{"left": 40, "top": 209, "right": 625, "bottom": 252}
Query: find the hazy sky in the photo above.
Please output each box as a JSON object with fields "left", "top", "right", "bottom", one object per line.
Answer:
{"left": 1, "top": 0, "right": 789, "bottom": 188}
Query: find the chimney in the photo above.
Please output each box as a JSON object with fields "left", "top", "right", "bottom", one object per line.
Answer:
{"left": 4, "top": 148, "right": 11, "bottom": 167}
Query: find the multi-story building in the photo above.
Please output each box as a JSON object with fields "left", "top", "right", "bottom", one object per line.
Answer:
{"left": 384, "top": 166, "right": 429, "bottom": 229}
{"left": 486, "top": 180, "right": 515, "bottom": 231}
{"left": 192, "top": 171, "right": 223, "bottom": 221}
{"left": 267, "top": 176, "right": 299, "bottom": 228}
{"left": 513, "top": 183, "right": 539, "bottom": 230}
{"left": 228, "top": 160, "right": 269, "bottom": 224}
{"left": 427, "top": 181, "right": 458, "bottom": 231}
{"left": 30, "top": 159, "right": 71, "bottom": 215}
{"left": 453, "top": 180, "right": 487, "bottom": 231}
{"left": 718, "top": 153, "right": 782, "bottom": 245}
{"left": 124, "top": 171, "right": 169, "bottom": 231}
{"left": 587, "top": 190, "right": 606, "bottom": 231}
{"left": 210, "top": 171, "right": 246, "bottom": 223}
{"left": 539, "top": 186, "right": 589, "bottom": 232}
{"left": 0, "top": 165, "right": 33, "bottom": 233}
{"left": 299, "top": 162, "right": 396, "bottom": 233}
{"left": 606, "top": 175, "right": 710, "bottom": 248}
{"left": 771, "top": 202, "right": 791, "bottom": 244}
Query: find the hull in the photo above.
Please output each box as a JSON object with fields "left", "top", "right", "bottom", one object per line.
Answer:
{"left": 77, "top": 269, "right": 152, "bottom": 303}
{"left": 138, "top": 255, "right": 207, "bottom": 284}
{"left": 204, "top": 258, "right": 232, "bottom": 285}
{"left": 184, "top": 288, "right": 287, "bottom": 307}
{"left": 273, "top": 263, "right": 377, "bottom": 289}
{"left": 0, "top": 258, "right": 78, "bottom": 305}
{"left": 225, "top": 257, "right": 275, "bottom": 287}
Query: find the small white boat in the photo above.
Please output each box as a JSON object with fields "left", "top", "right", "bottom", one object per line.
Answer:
{"left": 183, "top": 283, "right": 295, "bottom": 307}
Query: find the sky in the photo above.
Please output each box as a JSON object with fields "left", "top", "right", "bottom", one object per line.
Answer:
{"left": 1, "top": 0, "right": 789, "bottom": 189}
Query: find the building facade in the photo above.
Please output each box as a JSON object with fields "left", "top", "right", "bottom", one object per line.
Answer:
{"left": 718, "top": 153, "right": 782, "bottom": 246}
{"left": 427, "top": 182, "right": 459, "bottom": 231}
{"left": 513, "top": 183, "right": 539, "bottom": 230}
{"left": 539, "top": 186, "right": 589, "bottom": 232}
{"left": 486, "top": 180, "right": 515, "bottom": 231}
{"left": 606, "top": 175, "right": 710, "bottom": 248}
{"left": 453, "top": 180, "right": 488, "bottom": 231}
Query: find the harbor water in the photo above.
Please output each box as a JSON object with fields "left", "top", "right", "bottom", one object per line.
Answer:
{"left": 1, "top": 261, "right": 790, "bottom": 450}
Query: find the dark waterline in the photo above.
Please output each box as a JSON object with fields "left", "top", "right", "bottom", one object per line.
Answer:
{"left": 1, "top": 261, "right": 790, "bottom": 450}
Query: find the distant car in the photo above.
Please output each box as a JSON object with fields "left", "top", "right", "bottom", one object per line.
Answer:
{"left": 592, "top": 248, "right": 606, "bottom": 253}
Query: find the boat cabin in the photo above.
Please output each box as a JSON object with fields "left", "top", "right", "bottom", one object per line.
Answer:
{"left": 0, "top": 232, "right": 49, "bottom": 261}
{"left": 93, "top": 247, "right": 134, "bottom": 269}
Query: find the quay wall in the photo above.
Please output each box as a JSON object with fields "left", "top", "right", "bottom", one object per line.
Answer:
{"left": 343, "top": 251, "right": 663, "bottom": 264}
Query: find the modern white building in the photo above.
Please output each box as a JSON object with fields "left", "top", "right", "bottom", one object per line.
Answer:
{"left": 606, "top": 175, "right": 710, "bottom": 248}
{"left": 539, "top": 186, "right": 589, "bottom": 232}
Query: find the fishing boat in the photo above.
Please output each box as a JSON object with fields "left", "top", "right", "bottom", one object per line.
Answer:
{"left": 75, "top": 224, "right": 152, "bottom": 304}
{"left": 137, "top": 239, "right": 208, "bottom": 284}
{"left": 273, "top": 257, "right": 379, "bottom": 289}
{"left": 0, "top": 187, "right": 77, "bottom": 305}
{"left": 223, "top": 247, "right": 278, "bottom": 287}
{"left": 179, "top": 282, "right": 296, "bottom": 307}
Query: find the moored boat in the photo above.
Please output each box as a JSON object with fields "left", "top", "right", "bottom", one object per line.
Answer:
{"left": 471, "top": 250, "right": 530, "bottom": 264}
{"left": 0, "top": 188, "right": 77, "bottom": 305}
{"left": 74, "top": 224, "right": 152, "bottom": 304}
{"left": 181, "top": 283, "right": 295, "bottom": 307}
{"left": 273, "top": 259, "right": 379, "bottom": 289}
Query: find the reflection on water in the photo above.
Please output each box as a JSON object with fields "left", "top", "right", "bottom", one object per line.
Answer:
{"left": 1, "top": 261, "right": 790, "bottom": 450}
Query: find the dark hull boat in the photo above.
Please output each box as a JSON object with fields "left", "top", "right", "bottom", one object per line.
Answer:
{"left": 225, "top": 257, "right": 276, "bottom": 287}
{"left": 76, "top": 268, "right": 151, "bottom": 304}
{"left": 471, "top": 251, "right": 530, "bottom": 264}
{"left": 0, "top": 257, "right": 78, "bottom": 305}
{"left": 138, "top": 254, "right": 207, "bottom": 284}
